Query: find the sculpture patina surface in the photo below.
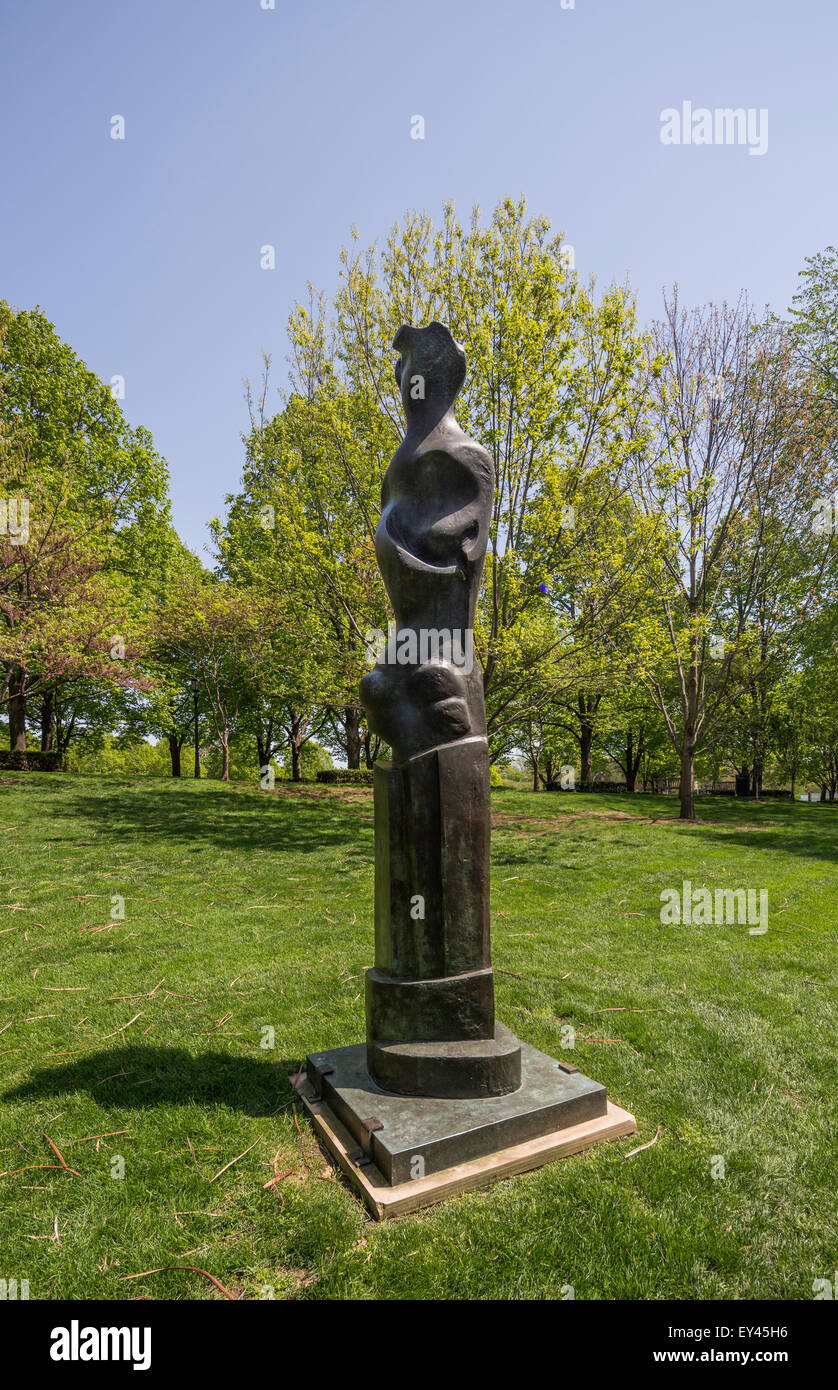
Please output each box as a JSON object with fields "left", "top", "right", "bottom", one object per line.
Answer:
{"left": 360, "top": 322, "right": 491, "bottom": 764}
{"left": 360, "top": 322, "right": 518, "bottom": 1099}
{"left": 305, "top": 323, "right": 609, "bottom": 1178}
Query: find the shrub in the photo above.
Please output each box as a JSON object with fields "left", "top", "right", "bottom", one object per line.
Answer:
{"left": 0, "top": 750, "right": 66, "bottom": 771}
{"left": 316, "top": 768, "right": 375, "bottom": 786}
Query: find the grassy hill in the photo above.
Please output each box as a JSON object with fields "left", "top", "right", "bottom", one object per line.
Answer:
{"left": 0, "top": 774, "right": 835, "bottom": 1299}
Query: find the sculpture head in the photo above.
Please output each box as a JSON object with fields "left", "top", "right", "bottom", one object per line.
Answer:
{"left": 393, "top": 322, "right": 467, "bottom": 419}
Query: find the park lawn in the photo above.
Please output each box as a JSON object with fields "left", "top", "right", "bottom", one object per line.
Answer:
{"left": 0, "top": 773, "right": 835, "bottom": 1301}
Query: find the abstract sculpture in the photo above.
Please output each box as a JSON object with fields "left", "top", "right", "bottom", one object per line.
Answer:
{"left": 301, "top": 324, "right": 634, "bottom": 1212}
{"left": 359, "top": 322, "right": 518, "bottom": 1100}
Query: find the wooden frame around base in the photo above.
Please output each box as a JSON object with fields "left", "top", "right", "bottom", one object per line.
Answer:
{"left": 291, "top": 1073, "right": 637, "bottom": 1220}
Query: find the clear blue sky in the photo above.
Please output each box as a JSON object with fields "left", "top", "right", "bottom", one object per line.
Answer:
{"left": 2, "top": 0, "right": 836, "bottom": 556}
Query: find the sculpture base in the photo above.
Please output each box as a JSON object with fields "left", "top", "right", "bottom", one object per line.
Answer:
{"left": 303, "top": 1033, "right": 617, "bottom": 1187}
{"left": 293, "top": 1058, "right": 636, "bottom": 1220}
{"left": 367, "top": 1020, "right": 522, "bottom": 1099}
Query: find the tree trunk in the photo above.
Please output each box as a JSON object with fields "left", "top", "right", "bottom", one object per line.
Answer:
{"left": 344, "top": 706, "right": 362, "bottom": 770}
{"left": 193, "top": 686, "right": 201, "bottom": 778}
{"left": 289, "top": 710, "right": 303, "bottom": 782}
{"left": 579, "top": 721, "right": 593, "bottom": 785}
{"left": 8, "top": 666, "right": 26, "bottom": 751}
{"left": 168, "top": 734, "right": 182, "bottom": 777}
{"left": 40, "top": 686, "right": 55, "bottom": 752}
{"left": 221, "top": 731, "right": 230, "bottom": 781}
{"left": 679, "top": 640, "right": 700, "bottom": 821}
{"left": 526, "top": 718, "right": 541, "bottom": 792}
{"left": 679, "top": 740, "right": 696, "bottom": 821}
{"left": 576, "top": 692, "right": 601, "bottom": 786}
{"left": 55, "top": 708, "right": 76, "bottom": 755}
{"left": 624, "top": 731, "right": 641, "bottom": 792}
{"left": 256, "top": 717, "right": 273, "bottom": 773}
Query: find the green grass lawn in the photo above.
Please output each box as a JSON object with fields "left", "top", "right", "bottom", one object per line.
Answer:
{"left": 0, "top": 773, "right": 835, "bottom": 1300}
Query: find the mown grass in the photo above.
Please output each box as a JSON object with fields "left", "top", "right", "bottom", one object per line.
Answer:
{"left": 0, "top": 774, "right": 835, "bottom": 1300}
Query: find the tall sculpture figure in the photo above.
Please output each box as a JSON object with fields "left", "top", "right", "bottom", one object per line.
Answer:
{"left": 303, "top": 324, "right": 632, "bottom": 1206}
{"left": 359, "top": 322, "right": 520, "bottom": 1098}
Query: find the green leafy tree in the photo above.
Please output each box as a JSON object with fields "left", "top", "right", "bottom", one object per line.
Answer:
{"left": 0, "top": 302, "right": 170, "bottom": 749}
{"left": 153, "top": 575, "right": 282, "bottom": 782}
{"left": 251, "top": 198, "right": 652, "bottom": 758}
{"left": 616, "top": 295, "right": 836, "bottom": 819}
{"left": 788, "top": 245, "right": 838, "bottom": 413}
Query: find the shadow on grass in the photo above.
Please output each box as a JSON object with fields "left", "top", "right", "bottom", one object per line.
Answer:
{"left": 4, "top": 1046, "right": 306, "bottom": 1117}
{"left": 555, "top": 791, "right": 838, "bottom": 861}
{"left": 38, "top": 780, "right": 373, "bottom": 856}
{"left": 687, "top": 799, "right": 838, "bottom": 865}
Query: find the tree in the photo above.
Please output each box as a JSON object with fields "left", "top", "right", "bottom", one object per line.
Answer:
{"left": 257, "top": 198, "right": 651, "bottom": 755}
{"left": 0, "top": 302, "right": 170, "bottom": 748}
{"left": 0, "top": 487, "right": 152, "bottom": 749}
{"left": 802, "top": 668, "right": 838, "bottom": 801}
{"left": 214, "top": 356, "right": 388, "bottom": 769}
{"left": 768, "top": 674, "right": 813, "bottom": 800}
{"left": 618, "top": 294, "right": 836, "bottom": 819}
{"left": 788, "top": 245, "right": 838, "bottom": 412}
{"left": 599, "top": 685, "right": 671, "bottom": 792}
{"left": 153, "top": 576, "right": 282, "bottom": 782}
{"left": 124, "top": 535, "right": 211, "bottom": 776}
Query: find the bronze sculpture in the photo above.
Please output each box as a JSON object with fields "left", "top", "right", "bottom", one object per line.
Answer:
{"left": 359, "top": 323, "right": 519, "bottom": 1098}
{"left": 303, "top": 324, "right": 627, "bottom": 1195}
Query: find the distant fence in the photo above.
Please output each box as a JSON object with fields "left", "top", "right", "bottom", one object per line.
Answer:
{"left": 545, "top": 778, "right": 792, "bottom": 800}
{"left": 545, "top": 780, "right": 627, "bottom": 793}
{"left": 696, "top": 786, "right": 792, "bottom": 800}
